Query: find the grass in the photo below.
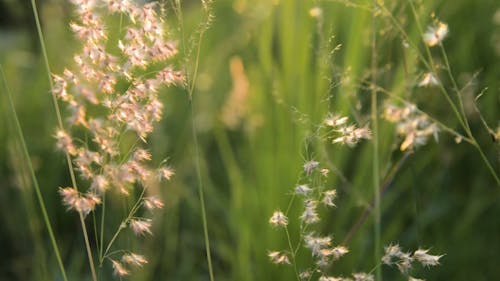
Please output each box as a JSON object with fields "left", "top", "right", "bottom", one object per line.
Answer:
{"left": 1, "top": 64, "right": 68, "bottom": 281}
{"left": 0, "top": 0, "right": 499, "bottom": 280}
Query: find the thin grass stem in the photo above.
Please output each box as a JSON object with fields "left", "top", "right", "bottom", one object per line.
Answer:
{"left": 99, "top": 193, "right": 106, "bottom": 261}
{"left": 102, "top": 224, "right": 126, "bottom": 262}
{"left": 1, "top": 66, "right": 69, "bottom": 281}
{"left": 175, "top": 1, "right": 215, "bottom": 280}
{"left": 342, "top": 152, "right": 412, "bottom": 246}
{"left": 439, "top": 43, "right": 471, "bottom": 133}
{"left": 371, "top": 1, "right": 381, "bottom": 280}
{"left": 473, "top": 144, "right": 500, "bottom": 186}
{"left": 102, "top": 188, "right": 146, "bottom": 261}
{"left": 80, "top": 212, "right": 98, "bottom": 281}
{"left": 284, "top": 227, "right": 301, "bottom": 281}
{"left": 92, "top": 211, "right": 100, "bottom": 258}
{"left": 29, "top": 1, "right": 98, "bottom": 280}
{"left": 377, "top": 3, "right": 432, "bottom": 71}
{"left": 368, "top": 263, "right": 382, "bottom": 275}
{"left": 189, "top": 100, "right": 216, "bottom": 281}
{"left": 306, "top": 265, "right": 320, "bottom": 281}
{"left": 29, "top": 0, "right": 79, "bottom": 189}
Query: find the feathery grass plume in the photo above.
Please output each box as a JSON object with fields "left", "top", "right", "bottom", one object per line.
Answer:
{"left": 269, "top": 211, "right": 288, "bottom": 227}
{"left": 352, "top": 273, "right": 374, "bottom": 281}
{"left": 323, "top": 114, "right": 371, "bottom": 147}
{"left": 53, "top": 0, "right": 183, "bottom": 277}
{"left": 122, "top": 253, "right": 148, "bottom": 267}
{"left": 322, "top": 190, "right": 337, "bottom": 207}
{"left": 59, "top": 187, "right": 101, "bottom": 216}
{"left": 423, "top": 21, "right": 448, "bottom": 47}
{"left": 382, "top": 243, "right": 443, "bottom": 274}
{"left": 129, "top": 218, "right": 153, "bottom": 236}
{"left": 412, "top": 248, "right": 444, "bottom": 267}
{"left": 268, "top": 251, "right": 291, "bottom": 265}
{"left": 111, "top": 259, "right": 129, "bottom": 276}
{"left": 418, "top": 72, "right": 439, "bottom": 87}
{"left": 383, "top": 104, "right": 439, "bottom": 151}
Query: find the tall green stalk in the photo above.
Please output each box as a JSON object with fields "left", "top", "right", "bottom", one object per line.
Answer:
{"left": 188, "top": 34, "right": 216, "bottom": 281}
{"left": 29, "top": 1, "right": 98, "bottom": 280}
{"left": 1, "top": 66, "right": 69, "bottom": 281}
{"left": 190, "top": 98, "right": 216, "bottom": 281}
{"left": 174, "top": 1, "right": 215, "bottom": 280}
{"left": 371, "top": 1, "right": 381, "bottom": 281}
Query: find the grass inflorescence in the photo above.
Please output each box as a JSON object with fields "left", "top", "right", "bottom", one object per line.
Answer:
{"left": 0, "top": 0, "right": 498, "bottom": 280}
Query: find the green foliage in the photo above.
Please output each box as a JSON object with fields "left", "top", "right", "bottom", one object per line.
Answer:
{"left": 0, "top": 0, "right": 498, "bottom": 280}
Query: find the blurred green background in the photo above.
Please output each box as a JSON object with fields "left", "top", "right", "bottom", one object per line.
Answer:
{"left": 0, "top": 0, "right": 499, "bottom": 280}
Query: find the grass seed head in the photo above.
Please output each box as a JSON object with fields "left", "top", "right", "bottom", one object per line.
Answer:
{"left": 268, "top": 251, "right": 291, "bottom": 265}
{"left": 111, "top": 259, "right": 129, "bottom": 276}
{"left": 129, "top": 218, "right": 153, "bottom": 236}
{"left": 269, "top": 211, "right": 288, "bottom": 227}
{"left": 423, "top": 21, "right": 449, "bottom": 47}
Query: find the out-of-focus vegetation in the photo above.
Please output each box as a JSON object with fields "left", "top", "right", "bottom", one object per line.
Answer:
{"left": 0, "top": 0, "right": 499, "bottom": 280}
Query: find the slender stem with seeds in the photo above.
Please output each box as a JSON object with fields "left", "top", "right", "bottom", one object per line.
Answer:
{"left": 377, "top": 83, "right": 499, "bottom": 184}
{"left": 285, "top": 227, "right": 301, "bottom": 281}
{"left": 375, "top": 1, "right": 499, "bottom": 185}
{"left": 29, "top": 1, "right": 98, "bottom": 280}
{"left": 406, "top": 0, "right": 468, "bottom": 133}
{"left": 2, "top": 66, "right": 69, "bottom": 281}
{"left": 472, "top": 89, "right": 500, "bottom": 140}
{"left": 175, "top": 1, "right": 215, "bottom": 280}
{"left": 102, "top": 223, "right": 125, "bottom": 262}
{"left": 378, "top": 3, "right": 432, "bottom": 72}
{"left": 439, "top": 43, "right": 471, "bottom": 134}
{"left": 31, "top": 0, "right": 97, "bottom": 281}
{"left": 381, "top": 1, "right": 469, "bottom": 132}
{"left": 370, "top": 83, "right": 474, "bottom": 145}
{"left": 407, "top": 1, "right": 499, "bottom": 186}
{"left": 438, "top": 44, "right": 499, "bottom": 184}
